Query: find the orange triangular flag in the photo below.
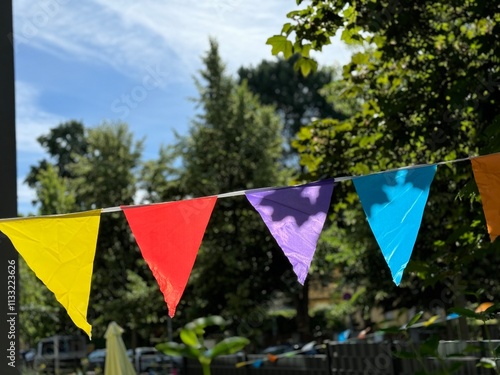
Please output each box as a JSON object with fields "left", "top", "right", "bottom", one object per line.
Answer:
{"left": 122, "top": 197, "right": 217, "bottom": 317}
{"left": 0, "top": 210, "right": 101, "bottom": 338}
{"left": 471, "top": 154, "right": 500, "bottom": 242}
{"left": 268, "top": 354, "right": 279, "bottom": 363}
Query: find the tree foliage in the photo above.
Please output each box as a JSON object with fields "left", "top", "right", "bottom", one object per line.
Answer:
{"left": 269, "top": 0, "right": 500, "bottom": 324}
{"left": 25, "top": 120, "right": 87, "bottom": 189}
{"left": 181, "top": 39, "right": 291, "bottom": 324}
{"left": 238, "top": 55, "right": 346, "bottom": 156}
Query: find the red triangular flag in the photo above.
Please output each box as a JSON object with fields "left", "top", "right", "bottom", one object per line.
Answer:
{"left": 122, "top": 197, "right": 217, "bottom": 317}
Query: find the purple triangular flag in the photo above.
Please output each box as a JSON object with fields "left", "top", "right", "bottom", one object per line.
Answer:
{"left": 245, "top": 179, "right": 335, "bottom": 284}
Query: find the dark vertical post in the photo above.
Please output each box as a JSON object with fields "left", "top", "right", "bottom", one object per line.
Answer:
{"left": 0, "top": 0, "right": 19, "bottom": 373}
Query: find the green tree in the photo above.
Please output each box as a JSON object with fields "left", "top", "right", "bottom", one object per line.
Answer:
{"left": 146, "top": 39, "right": 293, "bottom": 342}
{"left": 22, "top": 122, "right": 168, "bottom": 346}
{"left": 238, "top": 55, "right": 346, "bottom": 157}
{"left": 34, "top": 164, "right": 77, "bottom": 215}
{"left": 25, "top": 120, "right": 87, "bottom": 189}
{"left": 182, "top": 39, "right": 290, "bottom": 322}
{"left": 269, "top": 0, "right": 500, "bottom": 328}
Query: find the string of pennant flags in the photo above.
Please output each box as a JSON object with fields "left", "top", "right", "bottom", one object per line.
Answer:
{"left": 0, "top": 152, "right": 499, "bottom": 339}
{"left": 235, "top": 341, "right": 325, "bottom": 368}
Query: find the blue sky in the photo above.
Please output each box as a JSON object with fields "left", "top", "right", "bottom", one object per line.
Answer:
{"left": 13, "top": 0, "right": 351, "bottom": 215}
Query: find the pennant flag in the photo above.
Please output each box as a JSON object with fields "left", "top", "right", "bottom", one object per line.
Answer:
{"left": 122, "top": 197, "right": 217, "bottom": 317}
{"left": 353, "top": 166, "right": 437, "bottom": 285}
{"left": 267, "top": 354, "right": 279, "bottom": 363}
{"left": 338, "top": 329, "right": 350, "bottom": 343}
{"left": 471, "top": 154, "right": 500, "bottom": 242}
{"left": 446, "top": 313, "right": 460, "bottom": 320}
{"left": 0, "top": 210, "right": 101, "bottom": 338}
{"left": 252, "top": 359, "right": 264, "bottom": 368}
{"left": 245, "top": 179, "right": 335, "bottom": 284}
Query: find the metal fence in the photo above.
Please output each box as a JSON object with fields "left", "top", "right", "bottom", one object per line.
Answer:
{"left": 183, "top": 341, "right": 500, "bottom": 375}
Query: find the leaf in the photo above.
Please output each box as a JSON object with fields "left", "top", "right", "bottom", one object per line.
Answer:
{"left": 184, "top": 315, "right": 227, "bottom": 333}
{"left": 157, "top": 342, "right": 184, "bottom": 356}
{"left": 351, "top": 52, "right": 369, "bottom": 65}
{"left": 156, "top": 342, "right": 200, "bottom": 360}
{"left": 294, "top": 57, "right": 318, "bottom": 77}
{"left": 372, "top": 35, "right": 385, "bottom": 48}
{"left": 478, "top": 358, "right": 497, "bottom": 369}
{"left": 180, "top": 328, "right": 201, "bottom": 348}
{"left": 343, "top": 5, "right": 355, "bottom": 19}
{"left": 207, "top": 337, "right": 250, "bottom": 359}
{"left": 266, "top": 35, "right": 293, "bottom": 58}
{"left": 484, "top": 303, "right": 500, "bottom": 314}
{"left": 281, "top": 23, "right": 292, "bottom": 35}
{"left": 340, "top": 26, "right": 363, "bottom": 45}
{"left": 301, "top": 44, "right": 312, "bottom": 58}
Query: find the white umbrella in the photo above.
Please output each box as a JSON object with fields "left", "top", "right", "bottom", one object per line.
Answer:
{"left": 104, "top": 322, "right": 137, "bottom": 375}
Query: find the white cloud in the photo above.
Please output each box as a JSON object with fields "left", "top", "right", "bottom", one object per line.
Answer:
{"left": 15, "top": 81, "right": 62, "bottom": 153}
{"left": 15, "top": 81, "right": 61, "bottom": 215}
{"left": 17, "top": 177, "right": 37, "bottom": 215}
{"left": 12, "top": 0, "right": 353, "bottom": 215}
{"left": 13, "top": 0, "right": 351, "bottom": 80}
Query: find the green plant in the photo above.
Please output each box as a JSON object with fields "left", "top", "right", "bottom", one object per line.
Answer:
{"left": 156, "top": 316, "right": 250, "bottom": 375}
{"left": 449, "top": 304, "right": 500, "bottom": 373}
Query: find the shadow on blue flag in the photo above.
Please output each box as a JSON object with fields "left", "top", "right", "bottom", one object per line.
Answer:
{"left": 353, "top": 166, "right": 437, "bottom": 285}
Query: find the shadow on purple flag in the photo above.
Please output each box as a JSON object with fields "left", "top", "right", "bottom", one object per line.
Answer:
{"left": 245, "top": 179, "right": 335, "bottom": 284}
{"left": 353, "top": 166, "right": 437, "bottom": 285}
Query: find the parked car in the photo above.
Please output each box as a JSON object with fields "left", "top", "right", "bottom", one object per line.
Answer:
{"left": 33, "top": 335, "right": 87, "bottom": 374}
{"left": 20, "top": 348, "right": 36, "bottom": 368}
{"left": 128, "top": 346, "right": 183, "bottom": 374}
{"left": 86, "top": 348, "right": 106, "bottom": 371}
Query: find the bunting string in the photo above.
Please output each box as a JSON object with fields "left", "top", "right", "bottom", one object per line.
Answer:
{"left": 99, "top": 153, "right": 483, "bottom": 214}
{"left": 0, "top": 153, "right": 488, "bottom": 220}
{"left": 1, "top": 151, "right": 498, "bottom": 337}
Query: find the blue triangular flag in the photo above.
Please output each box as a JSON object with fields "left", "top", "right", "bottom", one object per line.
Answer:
{"left": 252, "top": 359, "right": 264, "bottom": 368}
{"left": 353, "top": 165, "right": 437, "bottom": 285}
{"left": 338, "top": 329, "right": 350, "bottom": 342}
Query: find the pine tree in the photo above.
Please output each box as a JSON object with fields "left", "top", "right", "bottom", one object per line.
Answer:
{"left": 175, "top": 39, "right": 293, "bottom": 339}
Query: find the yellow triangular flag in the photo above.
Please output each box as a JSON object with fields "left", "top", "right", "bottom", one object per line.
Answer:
{"left": 0, "top": 210, "right": 101, "bottom": 338}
